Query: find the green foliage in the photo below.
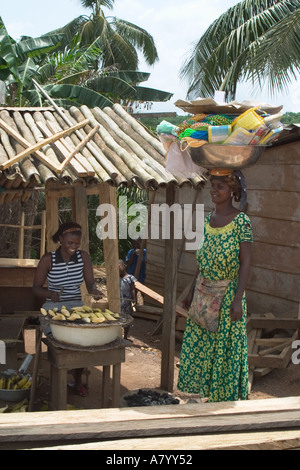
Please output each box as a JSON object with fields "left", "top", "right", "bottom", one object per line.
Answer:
{"left": 0, "top": 7, "right": 172, "bottom": 109}
{"left": 281, "top": 112, "right": 300, "bottom": 124}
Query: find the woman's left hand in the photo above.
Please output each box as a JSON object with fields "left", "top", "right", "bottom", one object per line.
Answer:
{"left": 230, "top": 297, "right": 243, "bottom": 322}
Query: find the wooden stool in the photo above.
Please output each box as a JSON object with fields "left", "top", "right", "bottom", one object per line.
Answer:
{"left": 44, "top": 337, "right": 126, "bottom": 410}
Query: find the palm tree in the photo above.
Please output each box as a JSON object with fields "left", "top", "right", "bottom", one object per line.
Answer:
{"left": 48, "top": 0, "right": 159, "bottom": 71}
{"left": 180, "top": 0, "right": 300, "bottom": 101}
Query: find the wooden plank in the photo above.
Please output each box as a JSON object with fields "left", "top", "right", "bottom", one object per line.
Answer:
{"left": 45, "top": 186, "right": 59, "bottom": 253}
{"left": 98, "top": 183, "right": 120, "bottom": 313}
{"left": 0, "top": 266, "right": 37, "bottom": 287}
{"left": 243, "top": 163, "right": 300, "bottom": 192}
{"left": 251, "top": 242, "right": 300, "bottom": 275}
{"left": 18, "top": 211, "right": 25, "bottom": 259}
{"left": 258, "top": 339, "right": 292, "bottom": 356}
{"left": 57, "top": 125, "right": 99, "bottom": 173}
{"left": 0, "top": 118, "right": 89, "bottom": 170}
{"left": 73, "top": 183, "right": 89, "bottom": 252}
{"left": 161, "top": 184, "right": 178, "bottom": 391}
{"left": 248, "top": 317, "right": 300, "bottom": 330}
{"left": 1, "top": 397, "right": 300, "bottom": 447}
{"left": 0, "top": 317, "right": 25, "bottom": 340}
{"left": 135, "top": 282, "right": 187, "bottom": 319}
{"left": 247, "top": 326, "right": 261, "bottom": 392}
{"left": 250, "top": 216, "right": 300, "bottom": 248}
{"left": 247, "top": 291, "right": 297, "bottom": 317}
{"left": 34, "top": 429, "right": 300, "bottom": 450}
{"left": 247, "top": 269, "right": 299, "bottom": 303}
{"left": 36, "top": 121, "right": 93, "bottom": 176}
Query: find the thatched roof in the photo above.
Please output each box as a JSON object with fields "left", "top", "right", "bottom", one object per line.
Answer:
{"left": 0, "top": 103, "right": 205, "bottom": 204}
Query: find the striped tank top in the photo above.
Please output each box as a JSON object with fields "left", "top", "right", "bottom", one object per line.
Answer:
{"left": 47, "top": 249, "right": 84, "bottom": 302}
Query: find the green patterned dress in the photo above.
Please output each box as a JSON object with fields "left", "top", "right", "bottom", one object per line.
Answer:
{"left": 177, "top": 211, "right": 253, "bottom": 402}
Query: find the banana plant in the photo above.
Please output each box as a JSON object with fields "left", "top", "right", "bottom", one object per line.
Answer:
{"left": 0, "top": 16, "right": 63, "bottom": 106}
{"left": 23, "top": 39, "right": 172, "bottom": 108}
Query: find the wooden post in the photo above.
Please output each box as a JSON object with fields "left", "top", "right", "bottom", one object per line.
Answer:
{"left": 98, "top": 183, "right": 120, "bottom": 313}
{"left": 134, "top": 191, "right": 156, "bottom": 280}
{"left": 73, "top": 183, "right": 89, "bottom": 252}
{"left": 71, "top": 183, "right": 89, "bottom": 304}
{"left": 18, "top": 211, "right": 25, "bottom": 259}
{"left": 160, "top": 184, "right": 178, "bottom": 391}
{"left": 40, "top": 210, "right": 46, "bottom": 257}
{"left": 45, "top": 184, "right": 59, "bottom": 252}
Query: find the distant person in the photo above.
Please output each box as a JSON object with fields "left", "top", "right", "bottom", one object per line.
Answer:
{"left": 126, "top": 238, "right": 146, "bottom": 284}
{"left": 119, "top": 259, "right": 136, "bottom": 340}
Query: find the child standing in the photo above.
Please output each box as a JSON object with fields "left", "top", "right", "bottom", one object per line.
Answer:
{"left": 119, "top": 259, "right": 136, "bottom": 339}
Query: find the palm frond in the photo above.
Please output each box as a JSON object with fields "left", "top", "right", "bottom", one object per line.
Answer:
{"left": 113, "top": 18, "right": 159, "bottom": 65}
{"left": 180, "top": 0, "right": 300, "bottom": 99}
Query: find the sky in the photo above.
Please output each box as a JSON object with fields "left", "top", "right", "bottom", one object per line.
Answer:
{"left": 1, "top": 0, "right": 299, "bottom": 115}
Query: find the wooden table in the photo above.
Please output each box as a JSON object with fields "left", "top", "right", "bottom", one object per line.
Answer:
{"left": 44, "top": 337, "right": 126, "bottom": 410}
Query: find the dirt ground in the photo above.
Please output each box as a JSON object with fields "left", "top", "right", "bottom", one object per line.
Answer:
{"left": 6, "top": 315, "right": 300, "bottom": 412}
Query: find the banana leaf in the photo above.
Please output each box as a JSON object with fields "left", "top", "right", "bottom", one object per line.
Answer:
{"left": 126, "top": 85, "right": 173, "bottom": 102}
{"left": 14, "top": 34, "right": 64, "bottom": 60}
{"left": 0, "top": 17, "right": 20, "bottom": 79}
{"left": 24, "top": 83, "right": 114, "bottom": 108}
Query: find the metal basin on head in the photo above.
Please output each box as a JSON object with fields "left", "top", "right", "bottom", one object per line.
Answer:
{"left": 187, "top": 144, "right": 266, "bottom": 169}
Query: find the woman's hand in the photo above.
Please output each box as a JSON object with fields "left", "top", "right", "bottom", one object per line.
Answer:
{"left": 48, "top": 290, "right": 61, "bottom": 302}
{"left": 182, "top": 289, "right": 194, "bottom": 310}
{"left": 230, "top": 297, "right": 243, "bottom": 322}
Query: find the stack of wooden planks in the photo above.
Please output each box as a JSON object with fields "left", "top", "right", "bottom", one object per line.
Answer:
{"left": 1, "top": 397, "right": 300, "bottom": 450}
{"left": 247, "top": 313, "right": 300, "bottom": 391}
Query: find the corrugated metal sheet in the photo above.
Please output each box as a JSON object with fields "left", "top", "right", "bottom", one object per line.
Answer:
{"left": 0, "top": 104, "right": 205, "bottom": 204}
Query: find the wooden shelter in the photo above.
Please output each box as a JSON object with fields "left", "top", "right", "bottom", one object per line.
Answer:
{"left": 0, "top": 103, "right": 204, "bottom": 389}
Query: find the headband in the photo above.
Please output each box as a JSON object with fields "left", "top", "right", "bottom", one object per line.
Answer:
{"left": 62, "top": 227, "right": 82, "bottom": 235}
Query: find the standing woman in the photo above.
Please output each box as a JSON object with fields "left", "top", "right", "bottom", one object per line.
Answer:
{"left": 177, "top": 169, "right": 252, "bottom": 402}
{"left": 33, "top": 221, "right": 103, "bottom": 396}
